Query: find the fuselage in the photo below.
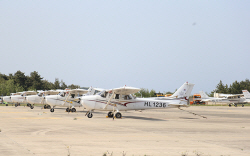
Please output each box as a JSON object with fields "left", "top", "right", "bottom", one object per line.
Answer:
{"left": 81, "top": 95, "right": 187, "bottom": 111}
{"left": 46, "top": 94, "right": 82, "bottom": 108}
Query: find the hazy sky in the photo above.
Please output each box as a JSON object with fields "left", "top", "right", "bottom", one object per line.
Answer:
{"left": 1, "top": 1, "right": 250, "bottom": 94}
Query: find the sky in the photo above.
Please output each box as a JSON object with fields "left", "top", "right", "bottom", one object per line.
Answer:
{"left": 0, "top": 1, "right": 250, "bottom": 94}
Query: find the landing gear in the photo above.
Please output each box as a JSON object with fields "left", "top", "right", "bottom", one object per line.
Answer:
{"left": 87, "top": 112, "right": 93, "bottom": 118}
{"left": 242, "top": 104, "right": 244, "bottom": 107}
{"left": 50, "top": 108, "right": 54, "bottom": 112}
{"left": 107, "top": 111, "right": 113, "bottom": 118}
{"left": 30, "top": 105, "right": 34, "bottom": 109}
{"left": 234, "top": 104, "right": 237, "bottom": 107}
{"left": 44, "top": 105, "right": 51, "bottom": 109}
{"left": 71, "top": 108, "right": 76, "bottom": 112}
{"left": 27, "top": 103, "right": 31, "bottom": 107}
{"left": 115, "top": 112, "right": 122, "bottom": 118}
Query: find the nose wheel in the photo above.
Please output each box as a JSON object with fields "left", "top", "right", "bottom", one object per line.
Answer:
{"left": 87, "top": 112, "right": 93, "bottom": 118}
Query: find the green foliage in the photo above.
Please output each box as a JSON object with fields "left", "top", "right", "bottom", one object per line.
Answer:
{"left": 134, "top": 88, "right": 157, "bottom": 98}
{"left": 210, "top": 79, "right": 250, "bottom": 95}
{"left": 0, "top": 71, "right": 80, "bottom": 96}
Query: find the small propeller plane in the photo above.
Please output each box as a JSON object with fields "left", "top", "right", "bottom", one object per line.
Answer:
{"left": 45, "top": 87, "right": 98, "bottom": 112}
{"left": 199, "top": 91, "right": 245, "bottom": 107}
{"left": 26, "top": 90, "right": 62, "bottom": 109}
{"left": 11, "top": 91, "right": 37, "bottom": 106}
{"left": 2, "top": 93, "right": 17, "bottom": 104}
{"left": 81, "top": 82, "right": 195, "bottom": 119}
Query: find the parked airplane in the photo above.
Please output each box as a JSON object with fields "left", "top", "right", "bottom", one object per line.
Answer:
{"left": 2, "top": 93, "right": 17, "bottom": 104}
{"left": 11, "top": 91, "right": 37, "bottom": 107}
{"left": 81, "top": 82, "right": 195, "bottom": 119}
{"left": 199, "top": 91, "right": 245, "bottom": 107}
{"left": 45, "top": 87, "right": 96, "bottom": 112}
{"left": 26, "top": 90, "right": 62, "bottom": 109}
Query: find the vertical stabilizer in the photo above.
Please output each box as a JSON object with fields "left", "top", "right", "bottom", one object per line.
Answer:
{"left": 86, "top": 86, "right": 95, "bottom": 95}
{"left": 199, "top": 91, "right": 209, "bottom": 98}
{"left": 242, "top": 90, "right": 250, "bottom": 98}
{"left": 171, "top": 82, "right": 195, "bottom": 99}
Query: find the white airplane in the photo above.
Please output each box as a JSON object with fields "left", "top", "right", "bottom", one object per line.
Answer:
{"left": 45, "top": 87, "right": 96, "bottom": 112}
{"left": 11, "top": 91, "right": 37, "bottom": 106}
{"left": 199, "top": 91, "right": 230, "bottom": 102}
{"left": 26, "top": 90, "right": 62, "bottom": 109}
{"left": 3, "top": 93, "right": 17, "bottom": 104}
{"left": 199, "top": 91, "right": 245, "bottom": 107}
{"left": 81, "top": 82, "right": 195, "bottom": 119}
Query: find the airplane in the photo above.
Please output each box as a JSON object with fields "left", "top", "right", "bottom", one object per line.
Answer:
{"left": 11, "top": 91, "right": 37, "bottom": 107}
{"left": 45, "top": 87, "right": 97, "bottom": 113}
{"left": 26, "top": 90, "right": 62, "bottom": 109}
{"left": 199, "top": 91, "right": 245, "bottom": 107}
{"left": 80, "top": 82, "right": 195, "bottom": 119}
{"left": 2, "top": 93, "right": 17, "bottom": 104}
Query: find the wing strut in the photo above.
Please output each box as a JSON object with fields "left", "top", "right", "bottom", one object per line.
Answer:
{"left": 104, "top": 91, "right": 116, "bottom": 109}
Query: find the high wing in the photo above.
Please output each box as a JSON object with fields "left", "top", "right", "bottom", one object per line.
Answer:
{"left": 68, "top": 89, "right": 88, "bottom": 95}
{"left": 108, "top": 86, "right": 140, "bottom": 95}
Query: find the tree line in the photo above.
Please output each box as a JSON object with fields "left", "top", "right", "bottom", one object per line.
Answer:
{"left": 209, "top": 79, "right": 250, "bottom": 96}
{"left": 0, "top": 71, "right": 79, "bottom": 96}
{"left": 1, "top": 71, "right": 249, "bottom": 97}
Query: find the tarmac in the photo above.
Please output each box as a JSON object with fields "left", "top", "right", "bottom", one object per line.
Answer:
{"left": 0, "top": 105, "right": 250, "bottom": 156}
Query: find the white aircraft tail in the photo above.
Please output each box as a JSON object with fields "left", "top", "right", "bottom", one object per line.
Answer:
{"left": 242, "top": 90, "right": 250, "bottom": 98}
{"left": 86, "top": 86, "right": 95, "bottom": 95}
{"left": 199, "top": 91, "right": 209, "bottom": 98}
{"left": 170, "top": 82, "right": 195, "bottom": 99}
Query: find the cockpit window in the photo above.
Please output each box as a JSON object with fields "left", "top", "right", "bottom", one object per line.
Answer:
{"left": 98, "top": 90, "right": 108, "bottom": 98}
{"left": 115, "top": 94, "right": 119, "bottom": 99}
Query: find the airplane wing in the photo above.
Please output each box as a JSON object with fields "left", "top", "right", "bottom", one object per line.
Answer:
{"left": 110, "top": 86, "right": 140, "bottom": 95}
{"left": 68, "top": 89, "right": 88, "bottom": 95}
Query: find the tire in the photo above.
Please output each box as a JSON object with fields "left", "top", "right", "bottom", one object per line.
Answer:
{"left": 66, "top": 108, "right": 69, "bottom": 112}
{"left": 72, "top": 108, "right": 76, "bottom": 112}
{"left": 50, "top": 108, "right": 54, "bottom": 112}
{"left": 44, "top": 105, "right": 47, "bottom": 109}
{"left": 87, "top": 113, "right": 93, "bottom": 118}
{"left": 115, "top": 112, "right": 122, "bottom": 118}
{"left": 242, "top": 104, "right": 244, "bottom": 107}
{"left": 234, "top": 104, "right": 237, "bottom": 107}
{"left": 229, "top": 104, "right": 231, "bottom": 107}
{"left": 15, "top": 104, "right": 17, "bottom": 107}
{"left": 108, "top": 112, "right": 113, "bottom": 118}
{"left": 30, "top": 106, "right": 34, "bottom": 109}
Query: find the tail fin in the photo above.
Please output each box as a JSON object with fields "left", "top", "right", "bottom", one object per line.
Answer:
{"left": 170, "top": 82, "right": 195, "bottom": 99}
{"left": 86, "top": 86, "right": 95, "bottom": 95}
{"left": 242, "top": 90, "right": 250, "bottom": 98}
{"left": 199, "top": 91, "right": 209, "bottom": 98}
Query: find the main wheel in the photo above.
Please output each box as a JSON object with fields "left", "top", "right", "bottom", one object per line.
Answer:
{"left": 30, "top": 106, "right": 34, "bottom": 109}
{"left": 44, "top": 105, "right": 47, "bottom": 109}
{"left": 15, "top": 104, "right": 17, "bottom": 107}
{"left": 72, "top": 108, "right": 76, "bottom": 112}
{"left": 66, "top": 108, "right": 70, "bottom": 112}
{"left": 108, "top": 112, "right": 113, "bottom": 118}
{"left": 50, "top": 108, "right": 54, "bottom": 112}
{"left": 234, "top": 104, "right": 237, "bottom": 107}
{"left": 242, "top": 104, "right": 244, "bottom": 107}
{"left": 115, "top": 112, "right": 122, "bottom": 118}
{"left": 229, "top": 104, "right": 231, "bottom": 107}
{"left": 87, "top": 113, "right": 93, "bottom": 118}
